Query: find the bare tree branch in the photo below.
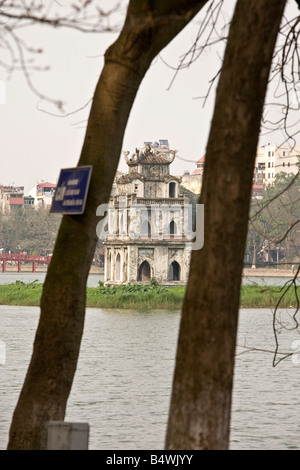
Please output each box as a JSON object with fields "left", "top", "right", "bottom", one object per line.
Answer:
{"left": 272, "top": 264, "right": 300, "bottom": 366}
{"left": 0, "top": 0, "right": 123, "bottom": 107}
{"left": 251, "top": 170, "right": 300, "bottom": 218}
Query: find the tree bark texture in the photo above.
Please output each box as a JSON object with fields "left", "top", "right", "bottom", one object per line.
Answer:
{"left": 165, "top": 0, "right": 287, "bottom": 450}
{"left": 7, "top": 0, "right": 209, "bottom": 450}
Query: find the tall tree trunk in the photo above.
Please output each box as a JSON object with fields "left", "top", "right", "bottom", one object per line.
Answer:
{"left": 7, "top": 0, "right": 208, "bottom": 450}
{"left": 165, "top": 0, "right": 287, "bottom": 450}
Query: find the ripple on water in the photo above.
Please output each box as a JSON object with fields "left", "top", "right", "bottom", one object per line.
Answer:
{"left": 1, "top": 306, "right": 300, "bottom": 450}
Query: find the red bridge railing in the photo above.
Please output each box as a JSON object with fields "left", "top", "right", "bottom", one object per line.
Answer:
{"left": 0, "top": 253, "right": 52, "bottom": 273}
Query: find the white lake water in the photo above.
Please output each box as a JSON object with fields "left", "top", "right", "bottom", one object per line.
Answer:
{"left": 1, "top": 305, "right": 300, "bottom": 450}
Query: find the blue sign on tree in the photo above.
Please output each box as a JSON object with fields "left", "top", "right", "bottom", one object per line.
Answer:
{"left": 50, "top": 166, "right": 92, "bottom": 215}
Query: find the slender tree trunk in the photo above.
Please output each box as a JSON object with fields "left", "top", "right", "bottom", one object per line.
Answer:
{"left": 251, "top": 240, "right": 257, "bottom": 268}
{"left": 7, "top": 0, "right": 208, "bottom": 450}
{"left": 165, "top": 0, "right": 286, "bottom": 450}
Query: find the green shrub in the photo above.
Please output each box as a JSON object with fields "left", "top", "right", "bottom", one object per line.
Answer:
{"left": 1, "top": 282, "right": 299, "bottom": 310}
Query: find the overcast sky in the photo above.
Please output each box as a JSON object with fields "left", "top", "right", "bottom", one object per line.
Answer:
{"left": 0, "top": 0, "right": 298, "bottom": 194}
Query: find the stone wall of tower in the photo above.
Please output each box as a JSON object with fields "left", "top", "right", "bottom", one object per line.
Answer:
{"left": 103, "top": 141, "right": 193, "bottom": 285}
{"left": 104, "top": 242, "right": 191, "bottom": 285}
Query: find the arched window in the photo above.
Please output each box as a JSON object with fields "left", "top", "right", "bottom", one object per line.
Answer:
{"left": 168, "top": 261, "right": 181, "bottom": 281}
{"left": 119, "top": 214, "right": 123, "bottom": 235}
{"left": 107, "top": 253, "right": 112, "bottom": 280}
{"left": 138, "top": 260, "right": 151, "bottom": 282}
{"left": 115, "top": 253, "right": 121, "bottom": 281}
{"left": 169, "top": 220, "right": 177, "bottom": 237}
{"left": 123, "top": 252, "right": 128, "bottom": 282}
{"left": 169, "top": 182, "right": 176, "bottom": 198}
{"left": 140, "top": 220, "right": 151, "bottom": 238}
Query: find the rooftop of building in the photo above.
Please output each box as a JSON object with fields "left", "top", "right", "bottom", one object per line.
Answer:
{"left": 37, "top": 182, "right": 56, "bottom": 188}
{"left": 195, "top": 155, "right": 205, "bottom": 164}
{"left": 0, "top": 185, "right": 24, "bottom": 191}
{"left": 9, "top": 197, "right": 24, "bottom": 205}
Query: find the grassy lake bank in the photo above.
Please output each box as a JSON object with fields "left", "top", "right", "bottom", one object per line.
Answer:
{"left": 0, "top": 281, "right": 299, "bottom": 310}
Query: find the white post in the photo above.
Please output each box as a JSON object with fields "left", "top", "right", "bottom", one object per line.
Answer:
{"left": 47, "top": 422, "right": 89, "bottom": 450}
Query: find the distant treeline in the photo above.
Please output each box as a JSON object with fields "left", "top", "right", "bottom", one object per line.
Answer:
{"left": 0, "top": 207, "right": 61, "bottom": 255}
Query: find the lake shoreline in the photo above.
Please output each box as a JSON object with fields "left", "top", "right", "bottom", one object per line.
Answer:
{"left": 0, "top": 267, "right": 293, "bottom": 276}
{"left": 0, "top": 282, "right": 299, "bottom": 310}
{"left": 243, "top": 268, "right": 296, "bottom": 277}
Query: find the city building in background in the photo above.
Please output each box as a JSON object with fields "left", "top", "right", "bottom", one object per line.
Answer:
{"left": 0, "top": 185, "right": 25, "bottom": 214}
{"left": 254, "top": 143, "right": 300, "bottom": 188}
{"left": 28, "top": 182, "right": 56, "bottom": 208}
{"left": 0, "top": 182, "right": 56, "bottom": 213}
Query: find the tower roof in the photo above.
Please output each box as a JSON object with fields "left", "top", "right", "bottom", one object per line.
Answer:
{"left": 123, "top": 141, "right": 177, "bottom": 167}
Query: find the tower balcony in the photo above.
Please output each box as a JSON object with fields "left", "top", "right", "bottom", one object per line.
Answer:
{"left": 136, "top": 196, "right": 186, "bottom": 206}
{"left": 112, "top": 194, "right": 188, "bottom": 207}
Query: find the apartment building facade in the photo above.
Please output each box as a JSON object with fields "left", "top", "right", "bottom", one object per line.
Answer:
{"left": 254, "top": 143, "right": 300, "bottom": 187}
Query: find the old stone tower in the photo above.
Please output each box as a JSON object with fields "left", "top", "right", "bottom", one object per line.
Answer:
{"left": 103, "top": 140, "right": 192, "bottom": 285}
